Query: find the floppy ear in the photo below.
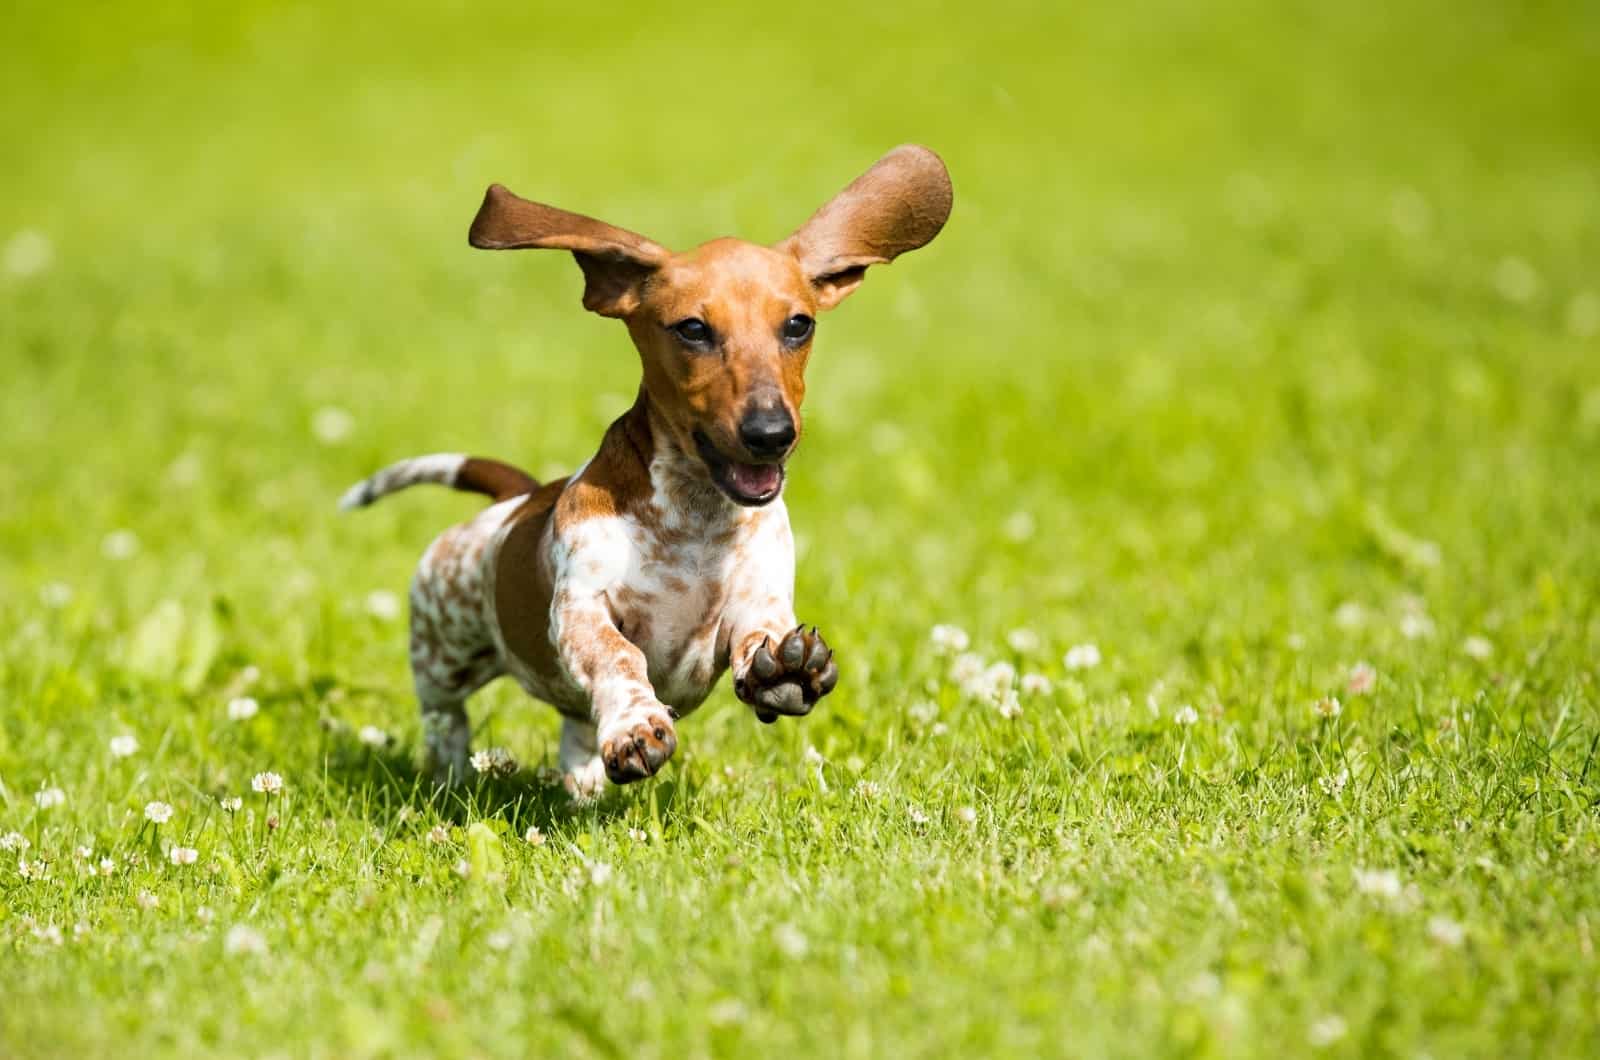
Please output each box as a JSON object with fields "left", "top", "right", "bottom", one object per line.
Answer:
{"left": 778, "top": 145, "right": 953, "bottom": 310}
{"left": 468, "top": 184, "right": 671, "bottom": 317}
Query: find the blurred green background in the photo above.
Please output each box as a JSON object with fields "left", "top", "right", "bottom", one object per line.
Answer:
{"left": 3, "top": 1, "right": 1599, "bottom": 1056}
{"left": 3, "top": 0, "right": 1597, "bottom": 625}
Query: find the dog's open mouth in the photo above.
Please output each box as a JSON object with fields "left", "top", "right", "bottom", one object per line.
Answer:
{"left": 694, "top": 431, "right": 785, "bottom": 506}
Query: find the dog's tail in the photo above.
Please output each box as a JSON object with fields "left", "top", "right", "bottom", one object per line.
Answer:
{"left": 338, "top": 454, "right": 539, "bottom": 511}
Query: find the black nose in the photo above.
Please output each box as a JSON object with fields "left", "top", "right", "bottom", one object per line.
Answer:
{"left": 738, "top": 406, "right": 797, "bottom": 458}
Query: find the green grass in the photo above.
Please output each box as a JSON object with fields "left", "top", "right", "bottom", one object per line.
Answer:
{"left": 4, "top": 0, "right": 1600, "bottom": 1055}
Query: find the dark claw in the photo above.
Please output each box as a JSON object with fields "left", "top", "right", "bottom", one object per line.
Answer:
{"left": 818, "top": 657, "right": 839, "bottom": 695}
{"left": 752, "top": 641, "right": 779, "bottom": 680}
{"left": 779, "top": 629, "right": 806, "bottom": 670}
{"left": 805, "top": 633, "right": 829, "bottom": 671}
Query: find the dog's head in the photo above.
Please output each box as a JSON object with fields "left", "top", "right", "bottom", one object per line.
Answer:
{"left": 468, "top": 146, "right": 952, "bottom": 506}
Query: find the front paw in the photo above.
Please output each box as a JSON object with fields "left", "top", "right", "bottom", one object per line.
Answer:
{"left": 599, "top": 703, "right": 678, "bottom": 784}
{"left": 735, "top": 625, "right": 838, "bottom": 723}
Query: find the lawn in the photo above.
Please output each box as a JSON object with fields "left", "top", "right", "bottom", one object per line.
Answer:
{"left": 3, "top": 0, "right": 1599, "bottom": 1056}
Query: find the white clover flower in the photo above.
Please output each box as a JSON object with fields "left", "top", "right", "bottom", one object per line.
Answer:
{"left": 587, "top": 860, "right": 613, "bottom": 887}
{"left": 948, "top": 652, "right": 985, "bottom": 688}
{"left": 427, "top": 824, "right": 450, "bottom": 844}
{"left": 1308, "top": 1014, "right": 1348, "bottom": 1048}
{"left": 906, "top": 804, "right": 931, "bottom": 827}
{"left": 32, "top": 923, "right": 64, "bottom": 946}
{"left": 224, "top": 924, "right": 268, "bottom": 956}
{"left": 357, "top": 725, "right": 390, "bottom": 748}
{"left": 773, "top": 922, "right": 809, "bottom": 959}
{"left": 804, "top": 745, "right": 826, "bottom": 766}
{"left": 136, "top": 890, "right": 159, "bottom": 910}
{"left": 1183, "top": 971, "right": 1223, "bottom": 1001}
{"left": 534, "top": 765, "right": 563, "bottom": 789}
{"left": 628, "top": 828, "right": 648, "bottom": 844}
{"left": 1462, "top": 635, "right": 1493, "bottom": 661}
{"left": 110, "top": 734, "right": 139, "bottom": 758}
{"left": 1020, "top": 673, "right": 1053, "bottom": 696}
{"left": 1332, "top": 601, "right": 1365, "bottom": 629}
{"left": 250, "top": 772, "right": 283, "bottom": 795}
{"left": 17, "top": 857, "right": 48, "bottom": 880}
{"left": 1006, "top": 628, "right": 1041, "bottom": 654}
{"left": 1346, "top": 662, "right": 1377, "bottom": 696}
{"left": 34, "top": 787, "right": 66, "bottom": 809}
{"left": 486, "top": 930, "right": 514, "bottom": 952}
{"left": 470, "top": 747, "right": 519, "bottom": 777}
{"left": 4, "top": 229, "right": 54, "bottom": 277}
{"left": 1353, "top": 867, "right": 1403, "bottom": 901}
{"left": 196, "top": 906, "right": 214, "bottom": 925}
{"left": 74, "top": 845, "right": 92, "bottom": 860}
{"left": 219, "top": 796, "right": 243, "bottom": 813}
{"left": 169, "top": 846, "right": 199, "bottom": 866}
{"left": 1173, "top": 705, "right": 1200, "bottom": 727}
{"left": 1399, "top": 612, "right": 1435, "bottom": 640}
{"left": 311, "top": 405, "right": 356, "bottom": 445}
{"left": 1002, "top": 509, "right": 1036, "bottom": 541}
{"left": 1, "top": 831, "right": 29, "bottom": 852}
{"left": 929, "top": 624, "right": 970, "bottom": 655}
{"left": 907, "top": 700, "right": 938, "bottom": 725}
{"left": 101, "top": 529, "right": 140, "bottom": 560}
{"left": 994, "top": 690, "right": 1023, "bottom": 719}
{"left": 1319, "top": 768, "right": 1349, "bottom": 798}
{"left": 73, "top": 921, "right": 91, "bottom": 941}
{"left": 364, "top": 590, "right": 402, "bottom": 622}
{"left": 524, "top": 826, "right": 545, "bottom": 846}
{"left": 956, "top": 806, "right": 978, "bottom": 826}
{"left": 39, "top": 582, "right": 73, "bottom": 608}
{"left": 975, "top": 661, "right": 1016, "bottom": 702}
{"left": 852, "top": 780, "right": 881, "bottom": 800}
{"left": 1313, "top": 696, "right": 1343, "bottom": 719}
{"left": 930, "top": 722, "right": 949, "bottom": 737}
{"left": 1427, "top": 916, "right": 1466, "bottom": 947}
{"left": 98, "top": 857, "right": 116, "bottom": 876}
{"left": 227, "top": 696, "right": 260, "bottom": 722}
{"left": 1063, "top": 643, "right": 1101, "bottom": 671}
{"left": 144, "top": 801, "right": 175, "bottom": 824}
{"left": 454, "top": 859, "right": 472, "bottom": 879}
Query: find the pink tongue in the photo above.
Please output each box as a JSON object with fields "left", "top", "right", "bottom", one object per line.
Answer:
{"left": 728, "top": 462, "right": 781, "bottom": 497}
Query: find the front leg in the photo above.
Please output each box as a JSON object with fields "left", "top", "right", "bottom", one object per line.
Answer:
{"left": 730, "top": 604, "right": 839, "bottom": 724}
{"left": 552, "top": 585, "right": 677, "bottom": 784}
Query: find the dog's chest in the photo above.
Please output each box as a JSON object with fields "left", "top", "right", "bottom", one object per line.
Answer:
{"left": 609, "top": 515, "right": 751, "bottom": 713}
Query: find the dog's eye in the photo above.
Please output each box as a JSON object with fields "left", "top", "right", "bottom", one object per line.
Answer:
{"left": 781, "top": 315, "right": 814, "bottom": 345}
{"left": 670, "top": 318, "right": 714, "bottom": 347}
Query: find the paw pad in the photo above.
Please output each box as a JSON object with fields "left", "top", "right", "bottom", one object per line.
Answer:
{"left": 735, "top": 625, "right": 838, "bottom": 723}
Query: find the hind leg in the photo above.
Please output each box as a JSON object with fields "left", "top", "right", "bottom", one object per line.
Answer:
{"left": 412, "top": 647, "right": 499, "bottom": 786}
{"left": 419, "top": 691, "right": 473, "bottom": 785}
{"left": 408, "top": 522, "right": 501, "bottom": 786}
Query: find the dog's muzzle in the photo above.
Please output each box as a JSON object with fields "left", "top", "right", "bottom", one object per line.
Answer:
{"left": 694, "top": 430, "right": 786, "bottom": 506}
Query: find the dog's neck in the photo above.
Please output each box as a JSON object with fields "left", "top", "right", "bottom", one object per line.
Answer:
{"left": 619, "top": 389, "right": 765, "bottom": 532}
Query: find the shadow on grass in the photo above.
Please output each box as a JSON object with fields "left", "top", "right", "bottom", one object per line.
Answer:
{"left": 314, "top": 730, "right": 632, "bottom": 834}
